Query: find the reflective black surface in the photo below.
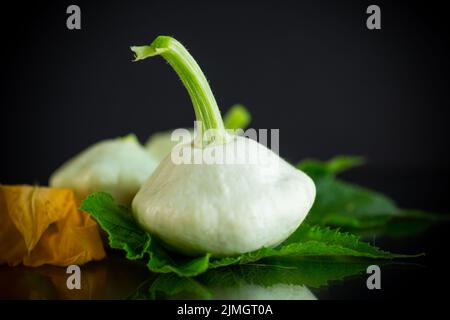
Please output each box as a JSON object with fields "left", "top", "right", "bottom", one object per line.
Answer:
{"left": 0, "top": 220, "right": 447, "bottom": 300}
{"left": 0, "top": 0, "right": 449, "bottom": 300}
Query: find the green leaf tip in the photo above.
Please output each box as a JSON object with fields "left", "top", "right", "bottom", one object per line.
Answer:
{"left": 223, "top": 104, "right": 252, "bottom": 130}
{"left": 121, "top": 133, "right": 139, "bottom": 143}
{"left": 298, "top": 155, "right": 365, "bottom": 179}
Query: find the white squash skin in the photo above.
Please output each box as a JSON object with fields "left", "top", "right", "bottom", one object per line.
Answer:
{"left": 212, "top": 284, "right": 317, "bottom": 300}
{"left": 132, "top": 136, "right": 316, "bottom": 256}
{"left": 50, "top": 137, "right": 158, "bottom": 205}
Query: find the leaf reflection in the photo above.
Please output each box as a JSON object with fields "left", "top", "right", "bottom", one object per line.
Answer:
{"left": 130, "top": 258, "right": 378, "bottom": 300}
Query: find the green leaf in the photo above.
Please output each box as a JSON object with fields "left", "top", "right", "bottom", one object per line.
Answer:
{"left": 307, "top": 176, "right": 400, "bottom": 229}
{"left": 350, "top": 211, "right": 438, "bottom": 238}
{"left": 203, "top": 258, "right": 376, "bottom": 289}
{"left": 209, "top": 223, "right": 414, "bottom": 271}
{"left": 146, "top": 240, "right": 211, "bottom": 276}
{"left": 129, "top": 258, "right": 387, "bottom": 299}
{"left": 130, "top": 274, "right": 213, "bottom": 300}
{"left": 80, "top": 192, "right": 211, "bottom": 277}
{"left": 81, "top": 192, "right": 416, "bottom": 277}
{"left": 298, "top": 156, "right": 445, "bottom": 232}
{"left": 298, "top": 155, "right": 365, "bottom": 180}
{"left": 223, "top": 104, "right": 252, "bottom": 130}
{"left": 80, "top": 192, "right": 150, "bottom": 260}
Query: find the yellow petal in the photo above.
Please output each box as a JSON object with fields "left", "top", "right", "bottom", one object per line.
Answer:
{"left": 2, "top": 185, "right": 68, "bottom": 252}
{"left": 0, "top": 185, "right": 105, "bottom": 267}
{"left": 0, "top": 189, "right": 27, "bottom": 265}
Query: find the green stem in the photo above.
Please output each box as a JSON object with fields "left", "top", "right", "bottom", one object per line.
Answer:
{"left": 131, "top": 36, "right": 227, "bottom": 144}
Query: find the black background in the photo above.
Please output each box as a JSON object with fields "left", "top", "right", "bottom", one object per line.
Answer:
{"left": 1, "top": 0, "right": 449, "bottom": 300}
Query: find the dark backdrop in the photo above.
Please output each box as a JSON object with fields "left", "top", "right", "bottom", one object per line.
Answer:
{"left": 0, "top": 0, "right": 449, "bottom": 299}
{"left": 1, "top": 0, "right": 448, "bottom": 211}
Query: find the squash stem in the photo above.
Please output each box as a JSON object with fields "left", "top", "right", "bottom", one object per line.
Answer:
{"left": 131, "top": 36, "right": 228, "bottom": 145}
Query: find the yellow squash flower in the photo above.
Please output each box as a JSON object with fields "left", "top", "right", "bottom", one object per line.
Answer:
{"left": 0, "top": 185, "right": 105, "bottom": 267}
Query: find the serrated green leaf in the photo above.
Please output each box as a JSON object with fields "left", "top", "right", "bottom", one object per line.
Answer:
{"left": 298, "top": 156, "right": 445, "bottom": 232}
{"left": 81, "top": 192, "right": 418, "bottom": 277}
{"left": 298, "top": 155, "right": 365, "bottom": 180}
{"left": 306, "top": 176, "right": 400, "bottom": 228}
{"left": 130, "top": 273, "right": 213, "bottom": 300}
{"left": 209, "top": 223, "right": 414, "bottom": 271}
{"left": 129, "top": 258, "right": 382, "bottom": 299}
{"left": 80, "top": 192, "right": 150, "bottom": 260}
{"left": 146, "top": 240, "right": 211, "bottom": 276}
{"left": 202, "top": 258, "right": 374, "bottom": 290}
